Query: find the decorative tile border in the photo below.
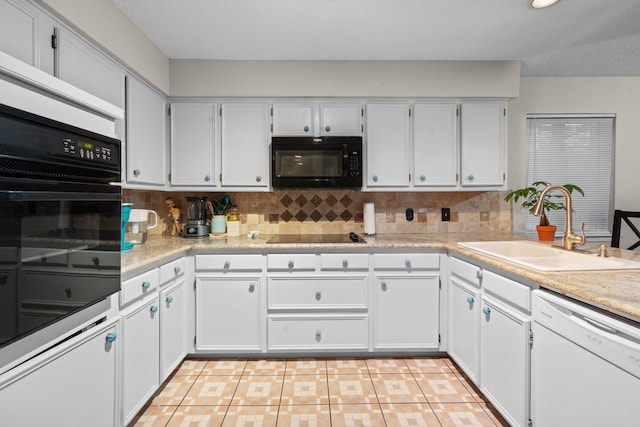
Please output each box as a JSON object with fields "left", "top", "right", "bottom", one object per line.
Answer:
{"left": 123, "top": 189, "right": 512, "bottom": 236}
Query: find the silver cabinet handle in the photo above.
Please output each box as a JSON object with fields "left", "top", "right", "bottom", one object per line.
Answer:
{"left": 133, "top": 169, "right": 141, "bottom": 177}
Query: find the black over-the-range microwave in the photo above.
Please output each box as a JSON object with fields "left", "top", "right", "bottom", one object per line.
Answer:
{"left": 271, "top": 136, "right": 362, "bottom": 188}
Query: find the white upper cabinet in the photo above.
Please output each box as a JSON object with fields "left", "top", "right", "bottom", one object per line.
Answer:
{"left": 221, "top": 103, "right": 269, "bottom": 188}
{"left": 320, "top": 103, "right": 362, "bottom": 135}
{"left": 272, "top": 103, "right": 315, "bottom": 135}
{"left": 170, "top": 102, "right": 217, "bottom": 186}
{"left": 460, "top": 102, "right": 506, "bottom": 188}
{"left": 365, "top": 103, "right": 410, "bottom": 188}
{"left": 54, "top": 27, "right": 125, "bottom": 110}
{"left": 0, "top": 0, "right": 55, "bottom": 74}
{"left": 272, "top": 102, "right": 362, "bottom": 136}
{"left": 126, "top": 76, "right": 167, "bottom": 186}
{"left": 413, "top": 103, "right": 458, "bottom": 187}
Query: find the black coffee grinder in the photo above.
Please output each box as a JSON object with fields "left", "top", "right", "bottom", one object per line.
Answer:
{"left": 183, "top": 196, "right": 210, "bottom": 238}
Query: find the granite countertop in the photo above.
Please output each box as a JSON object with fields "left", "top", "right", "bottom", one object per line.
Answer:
{"left": 122, "top": 232, "right": 640, "bottom": 324}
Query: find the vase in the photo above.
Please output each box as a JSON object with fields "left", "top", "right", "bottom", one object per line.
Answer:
{"left": 536, "top": 225, "right": 557, "bottom": 241}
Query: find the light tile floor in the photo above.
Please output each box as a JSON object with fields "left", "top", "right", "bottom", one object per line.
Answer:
{"left": 132, "top": 357, "right": 510, "bottom": 427}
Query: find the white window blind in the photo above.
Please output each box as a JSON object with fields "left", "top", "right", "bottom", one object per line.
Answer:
{"left": 525, "top": 115, "right": 614, "bottom": 237}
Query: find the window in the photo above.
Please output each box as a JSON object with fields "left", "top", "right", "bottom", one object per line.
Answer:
{"left": 525, "top": 114, "right": 615, "bottom": 238}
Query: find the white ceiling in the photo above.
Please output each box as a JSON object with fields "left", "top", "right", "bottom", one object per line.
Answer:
{"left": 111, "top": 0, "right": 640, "bottom": 76}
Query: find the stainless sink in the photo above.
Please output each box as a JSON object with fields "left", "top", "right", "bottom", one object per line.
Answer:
{"left": 458, "top": 240, "right": 640, "bottom": 271}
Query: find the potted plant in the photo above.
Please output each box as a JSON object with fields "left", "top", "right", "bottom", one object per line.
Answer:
{"left": 504, "top": 181, "right": 585, "bottom": 241}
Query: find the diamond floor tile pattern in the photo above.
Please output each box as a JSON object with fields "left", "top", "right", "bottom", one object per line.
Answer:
{"left": 132, "top": 356, "right": 510, "bottom": 426}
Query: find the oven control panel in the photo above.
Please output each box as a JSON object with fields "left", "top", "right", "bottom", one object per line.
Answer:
{"left": 63, "top": 138, "right": 114, "bottom": 163}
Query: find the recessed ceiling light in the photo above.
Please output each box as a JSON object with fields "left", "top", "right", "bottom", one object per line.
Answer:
{"left": 531, "top": 0, "right": 560, "bottom": 8}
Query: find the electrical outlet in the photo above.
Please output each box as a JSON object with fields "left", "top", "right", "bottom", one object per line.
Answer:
{"left": 406, "top": 208, "right": 414, "bottom": 221}
{"left": 441, "top": 207, "right": 450, "bottom": 222}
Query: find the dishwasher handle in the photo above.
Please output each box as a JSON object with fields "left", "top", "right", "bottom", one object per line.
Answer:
{"left": 581, "top": 315, "right": 620, "bottom": 335}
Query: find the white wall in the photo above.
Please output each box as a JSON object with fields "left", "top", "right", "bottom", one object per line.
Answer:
{"left": 508, "top": 77, "right": 640, "bottom": 233}
{"left": 38, "top": 0, "right": 170, "bottom": 94}
{"left": 169, "top": 60, "right": 520, "bottom": 98}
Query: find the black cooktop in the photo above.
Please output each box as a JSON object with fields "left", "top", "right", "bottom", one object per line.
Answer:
{"left": 267, "top": 233, "right": 366, "bottom": 244}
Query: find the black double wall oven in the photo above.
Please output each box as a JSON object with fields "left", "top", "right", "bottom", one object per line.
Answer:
{"left": 0, "top": 103, "right": 121, "bottom": 371}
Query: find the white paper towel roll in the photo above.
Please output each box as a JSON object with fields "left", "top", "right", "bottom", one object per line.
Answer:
{"left": 363, "top": 202, "right": 376, "bottom": 235}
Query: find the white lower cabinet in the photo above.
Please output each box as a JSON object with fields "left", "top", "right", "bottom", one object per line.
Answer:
{"left": 447, "top": 257, "right": 481, "bottom": 383}
{"left": 160, "top": 279, "right": 187, "bottom": 382}
{"left": 120, "top": 256, "right": 186, "bottom": 425}
{"left": 195, "top": 276, "right": 262, "bottom": 351}
{"left": 266, "top": 253, "right": 370, "bottom": 352}
{"left": 0, "top": 318, "right": 120, "bottom": 427}
{"left": 122, "top": 294, "right": 160, "bottom": 425}
{"left": 372, "top": 253, "right": 440, "bottom": 350}
{"left": 480, "top": 293, "right": 530, "bottom": 427}
{"left": 447, "top": 256, "right": 533, "bottom": 427}
{"left": 373, "top": 275, "right": 440, "bottom": 349}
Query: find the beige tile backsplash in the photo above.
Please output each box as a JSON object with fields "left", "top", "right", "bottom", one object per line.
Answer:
{"left": 123, "top": 189, "right": 512, "bottom": 237}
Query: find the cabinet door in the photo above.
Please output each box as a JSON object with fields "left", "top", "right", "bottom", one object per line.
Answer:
{"left": 0, "top": 0, "right": 55, "bottom": 74}
{"left": 460, "top": 102, "right": 506, "bottom": 187}
{"left": 160, "top": 280, "right": 186, "bottom": 382}
{"left": 480, "top": 294, "right": 530, "bottom": 427}
{"left": 272, "top": 103, "right": 315, "bottom": 135}
{"left": 122, "top": 296, "right": 160, "bottom": 425}
{"left": 448, "top": 276, "right": 480, "bottom": 384}
{"left": 55, "top": 27, "right": 125, "bottom": 109}
{"left": 365, "top": 104, "right": 410, "bottom": 187}
{"left": 413, "top": 103, "right": 458, "bottom": 187}
{"left": 126, "top": 77, "right": 167, "bottom": 186}
{"left": 170, "top": 103, "right": 216, "bottom": 186}
{"left": 320, "top": 103, "right": 362, "bottom": 135}
{"left": 196, "top": 277, "right": 261, "bottom": 351}
{"left": 221, "top": 103, "right": 269, "bottom": 187}
{"left": 0, "top": 320, "right": 119, "bottom": 427}
{"left": 374, "top": 274, "right": 439, "bottom": 349}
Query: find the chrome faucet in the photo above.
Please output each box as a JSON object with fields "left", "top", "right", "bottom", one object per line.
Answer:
{"left": 533, "top": 184, "right": 586, "bottom": 251}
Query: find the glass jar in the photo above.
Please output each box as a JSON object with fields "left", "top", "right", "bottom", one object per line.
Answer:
{"left": 227, "top": 206, "right": 239, "bottom": 222}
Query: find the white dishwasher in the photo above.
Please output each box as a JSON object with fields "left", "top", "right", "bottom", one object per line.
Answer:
{"left": 532, "top": 290, "right": 640, "bottom": 427}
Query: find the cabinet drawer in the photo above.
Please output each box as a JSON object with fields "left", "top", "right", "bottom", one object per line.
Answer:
{"left": 372, "top": 253, "right": 439, "bottom": 270}
{"left": 267, "top": 254, "right": 318, "bottom": 271}
{"left": 69, "top": 251, "right": 119, "bottom": 269}
{"left": 23, "top": 271, "right": 118, "bottom": 306}
{"left": 268, "top": 315, "right": 368, "bottom": 350}
{"left": 450, "top": 256, "right": 481, "bottom": 287}
{"left": 196, "top": 254, "right": 264, "bottom": 271}
{"left": 21, "top": 248, "right": 68, "bottom": 266}
{"left": 483, "top": 270, "right": 531, "bottom": 312}
{"left": 160, "top": 257, "right": 186, "bottom": 285}
{"left": 120, "top": 268, "right": 160, "bottom": 307}
{"left": 320, "top": 253, "right": 369, "bottom": 270}
{"left": 268, "top": 276, "right": 368, "bottom": 310}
